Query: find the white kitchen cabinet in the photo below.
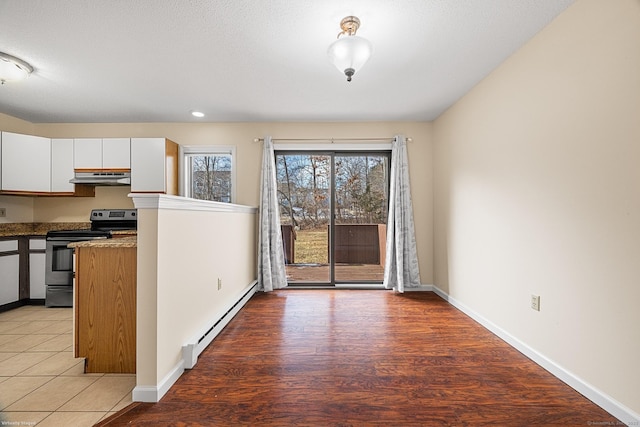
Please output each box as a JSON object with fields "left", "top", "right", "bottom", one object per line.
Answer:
{"left": 102, "top": 138, "right": 130, "bottom": 169}
{"left": 0, "top": 240, "right": 20, "bottom": 306}
{"left": 29, "top": 239, "right": 47, "bottom": 300}
{"left": 74, "top": 138, "right": 102, "bottom": 169}
{"left": 131, "top": 138, "right": 178, "bottom": 194}
{"left": 74, "top": 138, "right": 130, "bottom": 169}
{"left": 51, "top": 138, "right": 74, "bottom": 193}
{"left": 1, "top": 132, "right": 51, "bottom": 193}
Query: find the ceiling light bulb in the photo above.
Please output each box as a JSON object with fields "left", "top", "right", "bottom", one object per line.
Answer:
{"left": 191, "top": 111, "right": 205, "bottom": 118}
{"left": 0, "top": 52, "right": 33, "bottom": 84}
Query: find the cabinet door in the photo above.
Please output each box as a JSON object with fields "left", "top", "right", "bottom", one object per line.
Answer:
{"left": 131, "top": 138, "right": 165, "bottom": 192}
{"left": 29, "top": 253, "right": 46, "bottom": 299}
{"left": 0, "top": 240, "right": 20, "bottom": 305}
{"left": 51, "top": 138, "right": 74, "bottom": 192}
{"left": 102, "top": 138, "right": 131, "bottom": 169}
{"left": 1, "top": 132, "right": 51, "bottom": 192}
{"left": 29, "top": 239, "right": 46, "bottom": 300}
{"left": 74, "top": 138, "right": 102, "bottom": 169}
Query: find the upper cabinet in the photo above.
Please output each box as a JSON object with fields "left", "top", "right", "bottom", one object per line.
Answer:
{"left": 0, "top": 132, "right": 86, "bottom": 196}
{"left": 73, "top": 138, "right": 101, "bottom": 169}
{"left": 0, "top": 131, "right": 179, "bottom": 196}
{"left": 74, "top": 138, "right": 130, "bottom": 170}
{"left": 1, "top": 132, "right": 52, "bottom": 193}
{"left": 131, "top": 138, "right": 178, "bottom": 194}
{"left": 51, "top": 139, "right": 75, "bottom": 193}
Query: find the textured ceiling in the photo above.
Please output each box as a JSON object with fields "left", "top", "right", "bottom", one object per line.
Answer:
{"left": 0, "top": 0, "right": 575, "bottom": 123}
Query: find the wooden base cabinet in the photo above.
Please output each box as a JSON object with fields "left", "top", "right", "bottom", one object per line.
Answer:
{"left": 74, "top": 246, "right": 136, "bottom": 373}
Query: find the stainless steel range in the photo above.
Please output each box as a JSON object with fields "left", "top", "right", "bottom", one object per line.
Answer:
{"left": 44, "top": 209, "right": 137, "bottom": 307}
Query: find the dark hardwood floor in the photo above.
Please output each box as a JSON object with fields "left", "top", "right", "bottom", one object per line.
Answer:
{"left": 99, "top": 290, "right": 620, "bottom": 426}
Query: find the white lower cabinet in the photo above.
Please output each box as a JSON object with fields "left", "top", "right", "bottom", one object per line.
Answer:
{"left": 29, "top": 239, "right": 47, "bottom": 299}
{"left": 0, "top": 240, "right": 20, "bottom": 306}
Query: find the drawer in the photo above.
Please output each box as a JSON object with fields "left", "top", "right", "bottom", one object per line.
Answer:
{"left": 0, "top": 240, "right": 18, "bottom": 252}
{"left": 30, "top": 238, "right": 47, "bottom": 250}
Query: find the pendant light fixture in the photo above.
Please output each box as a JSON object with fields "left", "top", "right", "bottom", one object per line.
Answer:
{"left": 327, "top": 16, "right": 373, "bottom": 82}
{"left": 0, "top": 52, "right": 33, "bottom": 84}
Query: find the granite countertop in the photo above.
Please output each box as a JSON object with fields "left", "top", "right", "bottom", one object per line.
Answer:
{"left": 69, "top": 235, "right": 137, "bottom": 249}
{"left": 0, "top": 222, "right": 91, "bottom": 238}
{"left": 111, "top": 230, "right": 138, "bottom": 236}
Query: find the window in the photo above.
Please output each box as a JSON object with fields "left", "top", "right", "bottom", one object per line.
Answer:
{"left": 181, "top": 146, "right": 236, "bottom": 203}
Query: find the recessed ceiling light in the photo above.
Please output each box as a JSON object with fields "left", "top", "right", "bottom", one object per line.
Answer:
{"left": 191, "top": 111, "right": 205, "bottom": 118}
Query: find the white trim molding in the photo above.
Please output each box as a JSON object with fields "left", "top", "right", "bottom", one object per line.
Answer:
{"left": 131, "top": 193, "right": 257, "bottom": 214}
{"left": 132, "top": 360, "right": 185, "bottom": 403}
{"left": 183, "top": 281, "right": 258, "bottom": 369}
{"left": 398, "top": 284, "right": 433, "bottom": 292}
{"left": 431, "top": 286, "right": 640, "bottom": 426}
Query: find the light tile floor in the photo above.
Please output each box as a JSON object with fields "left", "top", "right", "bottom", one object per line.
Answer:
{"left": 0, "top": 305, "right": 135, "bottom": 426}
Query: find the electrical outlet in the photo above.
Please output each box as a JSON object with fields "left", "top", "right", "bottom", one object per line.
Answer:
{"left": 0, "top": 208, "right": 6, "bottom": 217}
{"left": 531, "top": 294, "right": 540, "bottom": 311}
{"left": 217, "top": 278, "right": 222, "bottom": 290}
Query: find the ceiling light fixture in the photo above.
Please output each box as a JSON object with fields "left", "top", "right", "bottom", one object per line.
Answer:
{"left": 327, "top": 16, "right": 373, "bottom": 82}
{"left": 0, "top": 52, "right": 34, "bottom": 84}
{"left": 191, "top": 111, "right": 205, "bottom": 118}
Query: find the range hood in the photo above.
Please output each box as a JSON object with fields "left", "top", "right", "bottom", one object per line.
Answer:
{"left": 69, "top": 171, "right": 131, "bottom": 186}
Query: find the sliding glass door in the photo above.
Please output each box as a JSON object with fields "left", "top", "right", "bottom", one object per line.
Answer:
{"left": 276, "top": 151, "right": 390, "bottom": 286}
{"left": 276, "top": 153, "right": 331, "bottom": 283}
{"left": 333, "top": 154, "right": 388, "bottom": 283}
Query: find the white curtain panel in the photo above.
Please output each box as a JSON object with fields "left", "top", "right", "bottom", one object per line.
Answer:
{"left": 257, "top": 136, "right": 287, "bottom": 292}
{"left": 383, "top": 135, "right": 422, "bottom": 292}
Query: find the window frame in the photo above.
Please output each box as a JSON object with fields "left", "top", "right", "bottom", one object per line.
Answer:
{"left": 179, "top": 145, "right": 237, "bottom": 203}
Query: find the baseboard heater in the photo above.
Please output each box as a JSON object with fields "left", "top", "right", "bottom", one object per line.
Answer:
{"left": 182, "top": 281, "right": 258, "bottom": 369}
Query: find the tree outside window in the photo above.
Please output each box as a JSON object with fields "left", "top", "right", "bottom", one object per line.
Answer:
{"left": 183, "top": 146, "right": 235, "bottom": 203}
{"left": 189, "top": 154, "right": 232, "bottom": 202}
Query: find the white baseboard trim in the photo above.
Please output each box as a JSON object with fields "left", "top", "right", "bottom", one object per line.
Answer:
{"left": 401, "top": 284, "right": 433, "bottom": 292}
{"left": 182, "top": 280, "right": 258, "bottom": 369}
{"left": 133, "top": 280, "right": 259, "bottom": 403}
{"left": 431, "top": 286, "right": 640, "bottom": 426}
{"left": 132, "top": 359, "right": 185, "bottom": 403}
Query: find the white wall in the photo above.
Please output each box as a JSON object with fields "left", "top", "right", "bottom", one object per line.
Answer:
{"left": 33, "top": 186, "right": 134, "bottom": 222}
{"left": 433, "top": 0, "right": 640, "bottom": 419}
{"left": 29, "top": 121, "right": 433, "bottom": 283}
{"left": 0, "top": 113, "right": 34, "bottom": 135}
{"left": 0, "top": 196, "right": 34, "bottom": 223}
{"left": 132, "top": 195, "right": 257, "bottom": 400}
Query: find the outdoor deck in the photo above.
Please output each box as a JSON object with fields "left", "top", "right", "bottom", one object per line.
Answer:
{"left": 285, "top": 263, "right": 384, "bottom": 283}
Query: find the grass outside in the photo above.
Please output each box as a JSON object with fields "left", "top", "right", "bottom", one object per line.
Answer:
{"left": 294, "top": 229, "right": 328, "bottom": 264}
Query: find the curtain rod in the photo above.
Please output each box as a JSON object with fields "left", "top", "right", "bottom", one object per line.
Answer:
{"left": 253, "top": 137, "right": 412, "bottom": 143}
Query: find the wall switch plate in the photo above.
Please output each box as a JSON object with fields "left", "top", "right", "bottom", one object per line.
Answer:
{"left": 0, "top": 208, "right": 6, "bottom": 217}
{"left": 531, "top": 294, "right": 540, "bottom": 311}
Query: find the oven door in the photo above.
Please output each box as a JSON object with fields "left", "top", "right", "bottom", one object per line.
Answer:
{"left": 45, "top": 239, "right": 74, "bottom": 286}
